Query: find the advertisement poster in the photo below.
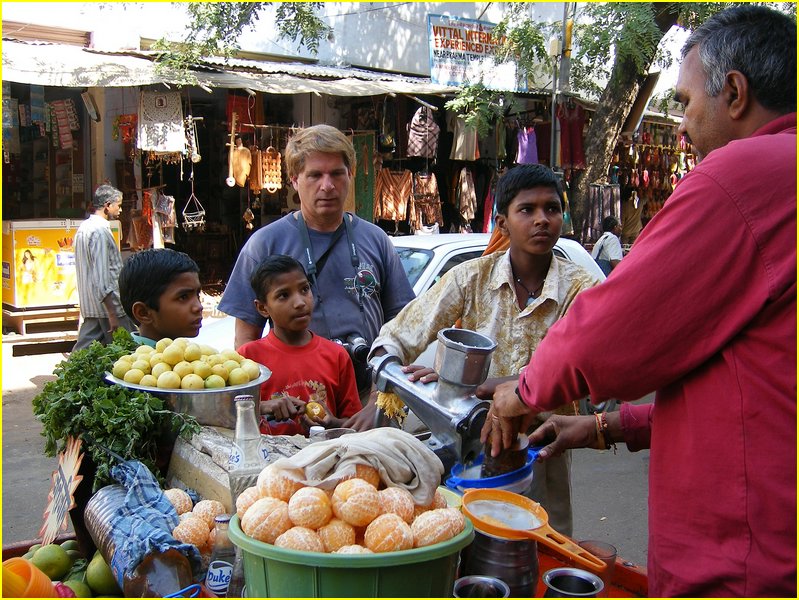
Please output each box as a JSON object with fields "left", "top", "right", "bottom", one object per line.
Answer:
{"left": 2, "top": 220, "right": 120, "bottom": 309}
{"left": 428, "top": 14, "right": 526, "bottom": 92}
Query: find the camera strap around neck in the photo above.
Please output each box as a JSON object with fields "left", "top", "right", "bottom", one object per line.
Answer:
{"left": 296, "top": 212, "right": 359, "bottom": 281}
{"left": 296, "top": 212, "right": 364, "bottom": 338}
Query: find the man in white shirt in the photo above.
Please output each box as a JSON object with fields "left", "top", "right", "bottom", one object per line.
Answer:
{"left": 73, "top": 184, "right": 134, "bottom": 350}
{"left": 591, "top": 216, "right": 624, "bottom": 275}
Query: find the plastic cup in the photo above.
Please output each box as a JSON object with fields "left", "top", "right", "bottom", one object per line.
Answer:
{"left": 2, "top": 564, "right": 28, "bottom": 597}
{"left": 577, "top": 540, "right": 617, "bottom": 597}
{"left": 2, "top": 557, "right": 58, "bottom": 597}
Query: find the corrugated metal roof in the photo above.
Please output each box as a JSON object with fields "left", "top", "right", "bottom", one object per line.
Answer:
{"left": 2, "top": 38, "right": 458, "bottom": 96}
{"left": 85, "top": 46, "right": 456, "bottom": 90}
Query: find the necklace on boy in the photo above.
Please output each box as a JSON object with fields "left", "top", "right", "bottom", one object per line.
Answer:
{"left": 515, "top": 277, "right": 545, "bottom": 307}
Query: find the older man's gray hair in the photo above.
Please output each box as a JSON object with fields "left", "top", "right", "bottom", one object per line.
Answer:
{"left": 92, "top": 184, "right": 122, "bottom": 209}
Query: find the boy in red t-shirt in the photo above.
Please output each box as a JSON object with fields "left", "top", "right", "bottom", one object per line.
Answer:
{"left": 238, "top": 255, "right": 361, "bottom": 435}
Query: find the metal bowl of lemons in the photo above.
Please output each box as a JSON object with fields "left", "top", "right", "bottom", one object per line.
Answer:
{"left": 104, "top": 338, "right": 272, "bottom": 429}
{"left": 106, "top": 364, "right": 271, "bottom": 429}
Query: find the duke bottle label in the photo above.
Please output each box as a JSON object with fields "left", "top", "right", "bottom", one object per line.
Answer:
{"left": 205, "top": 559, "right": 234, "bottom": 595}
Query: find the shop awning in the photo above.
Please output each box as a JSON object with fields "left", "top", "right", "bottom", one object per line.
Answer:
{"left": 1, "top": 38, "right": 458, "bottom": 97}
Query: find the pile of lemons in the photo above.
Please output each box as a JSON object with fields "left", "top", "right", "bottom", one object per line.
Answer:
{"left": 111, "top": 337, "right": 262, "bottom": 390}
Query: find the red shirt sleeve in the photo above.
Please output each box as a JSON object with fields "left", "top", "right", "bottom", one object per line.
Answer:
{"left": 619, "top": 403, "right": 653, "bottom": 451}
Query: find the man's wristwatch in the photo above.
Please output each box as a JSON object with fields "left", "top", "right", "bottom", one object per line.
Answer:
{"left": 514, "top": 386, "right": 526, "bottom": 407}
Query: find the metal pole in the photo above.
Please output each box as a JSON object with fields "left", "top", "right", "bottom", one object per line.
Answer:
{"left": 550, "top": 50, "right": 559, "bottom": 169}
{"left": 550, "top": 2, "right": 572, "bottom": 170}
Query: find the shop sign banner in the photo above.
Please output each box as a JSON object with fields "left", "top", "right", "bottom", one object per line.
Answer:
{"left": 428, "top": 14, "right": 526, "bottom": 92}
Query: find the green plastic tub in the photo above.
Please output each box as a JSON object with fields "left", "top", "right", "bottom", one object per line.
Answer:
{"left": 229, "top": 514, "right": 474, "bottom": 598}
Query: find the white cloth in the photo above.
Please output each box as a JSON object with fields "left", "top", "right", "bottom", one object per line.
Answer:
{"left": 268, "top": 428, "right": 444, "bottom": 505}
{"left": 591, "top": 232, "right": 623, "bottom": 261}
{"left": 137, "top": 90, "right": 185, "bottom": 153}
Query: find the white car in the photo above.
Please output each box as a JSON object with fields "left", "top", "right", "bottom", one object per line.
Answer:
{"left": 391, "top": 233, "right": 605, "bottom": 296}
{"left": 196, "top": 233, "right": 604, "bottom": 353}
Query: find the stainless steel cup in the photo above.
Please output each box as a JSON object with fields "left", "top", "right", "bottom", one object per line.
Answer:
{"left": 453, "top": 575, "right": 510, "bottom": 598}
{"left": 542, "top": 567, "right": 604, "bottom": 598}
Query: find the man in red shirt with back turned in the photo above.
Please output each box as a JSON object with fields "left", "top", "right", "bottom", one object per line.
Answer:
{"left": 482, "top": 6, "right": 796, "bottom": 597}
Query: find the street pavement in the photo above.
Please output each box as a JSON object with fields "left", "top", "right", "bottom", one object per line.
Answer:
{"left": 2, "top": 343, "right": 65, "bottom": 546}
{"left": 1, "top": 340, "right": 649, "bottom": 568}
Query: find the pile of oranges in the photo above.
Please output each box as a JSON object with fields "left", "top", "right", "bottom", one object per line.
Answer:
{"left": 164, "top": 489, "right": 227, "bottom": 554}
{"left": 235, "top": 463, "right": 465, "bottom": 554}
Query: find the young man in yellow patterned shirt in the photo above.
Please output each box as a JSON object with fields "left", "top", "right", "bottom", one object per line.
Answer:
{"left": 370, "top": 164, "right": 601, "bottom": 535}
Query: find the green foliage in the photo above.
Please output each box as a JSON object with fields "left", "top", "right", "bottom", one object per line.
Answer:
{"left": 648, "top": 88, "right": 680, "bottom": 116}
{"left": 152, "top": 2, "right": 331, "bottom": 82}
{"left": 444, "top": 82, "right": 517, "bottom": 138}
{"left": 566, "top": 2, "right": 790, "bottom": 100}
{"left": 274, "top": 3, "right": 332, "bottom": 55}
{"left": 32, "top": 328, "right": 200, "bottom": 490}
{"left": 492, "top": 6, "right": 552, "bottom": 68}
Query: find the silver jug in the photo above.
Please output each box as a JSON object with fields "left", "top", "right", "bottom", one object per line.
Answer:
{"left": 462, "top": 529, "right": 538, "bottom": 597}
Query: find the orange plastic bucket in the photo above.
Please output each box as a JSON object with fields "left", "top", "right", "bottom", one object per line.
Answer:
{"left": 2, "top": 557, "right": 57, "bottom": 597}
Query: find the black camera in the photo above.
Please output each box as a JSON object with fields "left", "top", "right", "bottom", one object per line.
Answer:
{"left": 333, "top": 334, "right": 372, "bottom": 392}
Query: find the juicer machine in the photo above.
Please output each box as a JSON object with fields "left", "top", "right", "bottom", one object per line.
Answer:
{"left": 369, "top": 328, "right": 497, "bottom": 470}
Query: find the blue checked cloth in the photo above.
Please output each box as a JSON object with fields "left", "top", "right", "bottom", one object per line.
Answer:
{"left": 98, "top": 461, "right": 203, "bottom": 589}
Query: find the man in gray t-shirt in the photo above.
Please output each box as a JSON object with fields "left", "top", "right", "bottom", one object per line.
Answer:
{"left": 218, "top": 125, "right": 414, "bottom": 429}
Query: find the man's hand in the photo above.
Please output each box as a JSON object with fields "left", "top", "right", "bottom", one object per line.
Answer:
{"left": 343, "top": 397, "right": 378, "bottom": 432}
{"left": 402, "top": 364, "right": 438, "bottom": 384}
{"left": 475, "top": 376, "right": 517, "bottom": 400}
{"left": 480, "top": 380, "right": 538, "bottom": 457}
{"left": 260, "top": 395, "right": 305, "bottom": 421}
{"left": 301, "top": 411, "right": 346, "bottom": 431}
{"left": 528, "top": 414, "right": 599, "bottom": 461}
{"left": 107, "top": 313, "right": 121, "bottom": 332}
{"left": 102, "top": 294, "right": 122, "bottom": 333}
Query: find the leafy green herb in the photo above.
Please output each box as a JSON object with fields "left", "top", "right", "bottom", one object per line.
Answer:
{"left": 32, "top": 328, "right": 200, "bottom": 490}
{"left": 445, "top": 82, "right": 517, "bottom": 138}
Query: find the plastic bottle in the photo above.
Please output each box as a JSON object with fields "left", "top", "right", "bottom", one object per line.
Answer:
{"left": 85, "top": 485, "right": 193, "bottom": 597}
{"left": 122, "top": 548, "right": 194, "bottom": 598}
{"left": 309, "top": 425, "right": 325, "bottom": 442}
{"left": 205, "top": 515, "right": 235, "bottom": 596}
{"left": 228, "top": 395, "right": 270, "bottom": 507}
